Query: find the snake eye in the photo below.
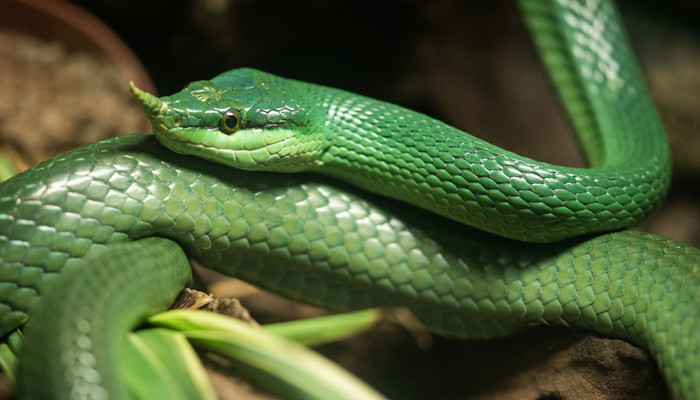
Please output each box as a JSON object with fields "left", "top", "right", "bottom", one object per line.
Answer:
{"left": 219, "top": 109, "right": 242, "bottom": 134}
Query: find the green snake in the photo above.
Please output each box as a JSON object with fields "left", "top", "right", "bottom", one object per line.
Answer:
{"left": 1, "top": 0, "right": 698, "bottom": 398}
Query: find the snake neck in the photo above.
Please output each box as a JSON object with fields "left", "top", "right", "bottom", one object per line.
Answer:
{"left": 311, "top": 90, "right": 670, "bottom": 243}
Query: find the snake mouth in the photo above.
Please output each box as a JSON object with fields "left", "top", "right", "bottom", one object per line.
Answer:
{"left": 156, "top": 126, "right": 297, "bottom": 169}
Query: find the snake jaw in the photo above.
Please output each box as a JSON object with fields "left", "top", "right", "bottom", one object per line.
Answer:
{"left": 155, "top": 125, "right": 322, "bottom": 172}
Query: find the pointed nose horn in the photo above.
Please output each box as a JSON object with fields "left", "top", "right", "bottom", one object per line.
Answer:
{"left": 130, "top": 82, "right": 165, "bottom": 117}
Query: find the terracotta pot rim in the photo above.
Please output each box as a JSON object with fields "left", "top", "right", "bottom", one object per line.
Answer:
{"left": 0, "top": 0, "right": 156, "bottom": 95}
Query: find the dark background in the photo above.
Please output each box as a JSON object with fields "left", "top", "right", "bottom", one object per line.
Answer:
{"left": 69, "top": 0, "right": 700, "bottom": 176}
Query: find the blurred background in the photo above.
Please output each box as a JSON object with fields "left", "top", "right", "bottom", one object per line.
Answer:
{"left": 1, "top": 0, "right": 699, "bottom": 398}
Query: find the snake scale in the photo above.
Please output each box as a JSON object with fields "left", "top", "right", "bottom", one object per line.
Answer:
{"left": 0, "top": 0, "right": 698, "bottom": 398}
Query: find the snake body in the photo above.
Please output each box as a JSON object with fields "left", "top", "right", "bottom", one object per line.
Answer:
{"left": 4, "top": 134, "right": 699, "bottom": 399}
{"left": 0, "top": 0, "right": 698, "bottom": 399}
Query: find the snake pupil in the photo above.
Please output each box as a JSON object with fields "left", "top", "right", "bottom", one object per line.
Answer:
{"left": 219, "top": 109, "right": 242, "bottom": 134}
{"left": 224, "top": 117, "right": 237, "bottom": 129}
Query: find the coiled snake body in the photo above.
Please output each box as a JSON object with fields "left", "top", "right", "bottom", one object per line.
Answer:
{"left": 1, "top": 0, "right": 698, "bottom": 398}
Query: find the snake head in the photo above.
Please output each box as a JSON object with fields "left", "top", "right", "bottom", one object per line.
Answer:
{"left": 131, "top": 68, "right": 325, "bottom": 171}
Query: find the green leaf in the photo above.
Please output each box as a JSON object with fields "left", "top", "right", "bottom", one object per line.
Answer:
{"left": 262, "top": 309, "right": 380, "bottom": 346}
{"left": 0, "top": 154, "right": 16, "bottom": 183}
{"left": 149, "top": 310, "right": 387, "bottom": 400}
{"left": 0, "top": 330, "right": 23, "bottom": 386}
{"left": 121, "top": 328, "right": 217, "bottom": 400}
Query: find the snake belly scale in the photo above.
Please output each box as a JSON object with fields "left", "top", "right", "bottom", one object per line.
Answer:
{"left": 0, "top": 0, "right": 698, "bottom": 399}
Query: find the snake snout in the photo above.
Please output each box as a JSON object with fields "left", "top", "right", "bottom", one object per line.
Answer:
{"left": 131, "top": 83, "right": 167, "bottom": 124}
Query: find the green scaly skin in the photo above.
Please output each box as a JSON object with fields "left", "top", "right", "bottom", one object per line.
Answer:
{"left": 0, "top": 0, "right": 697, "bottom": 399}
{"left": 2, "top": 134, "right": 699, "bottom": 399}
